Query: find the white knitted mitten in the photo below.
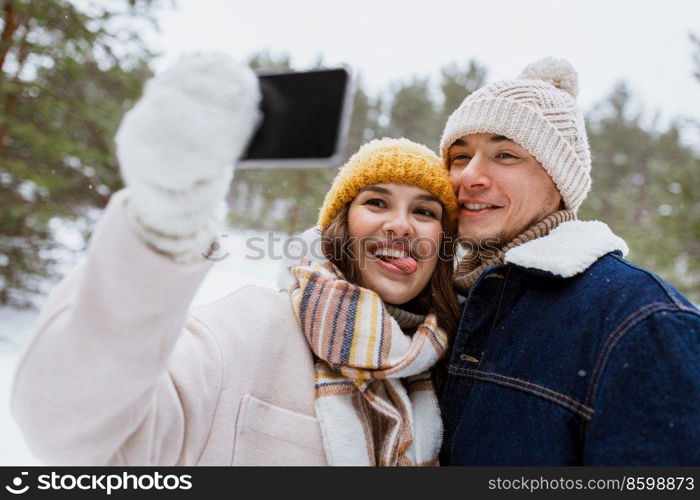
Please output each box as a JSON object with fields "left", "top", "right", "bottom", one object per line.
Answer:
{"left": 115, "top": 54, "right": 261, "bottom": 263}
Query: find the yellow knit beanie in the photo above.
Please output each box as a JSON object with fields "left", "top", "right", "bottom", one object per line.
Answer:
{"left": 317, "top": 137, "right": 458, "bottom": 230}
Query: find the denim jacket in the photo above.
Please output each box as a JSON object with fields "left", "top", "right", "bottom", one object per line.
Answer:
{"left": 439, "top": 221, "right": 700, "bottom": 465}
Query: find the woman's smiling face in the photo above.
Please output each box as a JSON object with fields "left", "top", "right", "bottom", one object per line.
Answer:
{"left": 347, "top": 183, "right": 445, "bottom": 305}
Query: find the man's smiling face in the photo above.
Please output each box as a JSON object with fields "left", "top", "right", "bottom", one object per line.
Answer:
{"left": 447, "top": 132, "right": 563, "bottom": 247}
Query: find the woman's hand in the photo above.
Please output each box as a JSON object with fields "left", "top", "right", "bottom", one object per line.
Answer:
{"left": 115, "top": 54, "right": 261, "bottom": 262}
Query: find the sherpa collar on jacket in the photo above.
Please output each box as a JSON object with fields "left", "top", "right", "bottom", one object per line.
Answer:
{"left": 504, "top": 220, "right": 629, "bottom": 278}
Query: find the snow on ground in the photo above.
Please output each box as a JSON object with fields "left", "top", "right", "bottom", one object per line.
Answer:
{"left": 0, "top": 227, "right": 285, "bottom": 465}
{"left": 0, "top": 346, "right": 40, "bottom": 465}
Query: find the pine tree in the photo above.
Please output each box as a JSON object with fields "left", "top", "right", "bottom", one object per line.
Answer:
{"left": 344, "top": 76, "right": 381, "bottom": 158}
{"left": 386, "top": 78, "right": 438, "bottom": 150}
{"left": 582, "top": 84, "right": 700, "bottom": 302}
{"left": 438, "top": 60, "right": 487, "bottom": 128}
{"left": 0, "top": 0, "right": 165, "bottom": 306}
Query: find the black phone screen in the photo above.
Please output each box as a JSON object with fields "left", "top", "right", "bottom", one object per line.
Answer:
{"left": 241, "top": 68, "right": 350, "bottom": 161}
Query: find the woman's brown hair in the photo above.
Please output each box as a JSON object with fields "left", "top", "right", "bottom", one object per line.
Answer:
{"left": 320, "top": 203, "right": 461, "bottom": 336}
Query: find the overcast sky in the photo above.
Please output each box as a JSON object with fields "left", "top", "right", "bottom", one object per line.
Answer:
{"left": 148, "top": 0, "right": 700, "bottom": 140}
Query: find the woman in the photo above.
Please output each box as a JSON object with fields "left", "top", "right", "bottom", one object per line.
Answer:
{"left": 11, "top": 56, "right": 459, "bottom": 466}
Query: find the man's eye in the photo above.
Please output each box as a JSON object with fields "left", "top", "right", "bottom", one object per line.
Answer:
{"left": 497, "top": 152, "right": 517, "bottom": 160}
{"left": 365, "top": 199, "right": 387, "bottom": 208}
{"left": 449, "top": 154, "right": 471, "bottom": 171}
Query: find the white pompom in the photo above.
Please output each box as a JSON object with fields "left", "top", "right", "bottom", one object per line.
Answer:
{"left": 519, "top": 57, "right": 579, "bottom": 98}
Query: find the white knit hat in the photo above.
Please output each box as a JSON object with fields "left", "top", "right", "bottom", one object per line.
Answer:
{"left": 439, "top": 57, "right": 591, "bottom": 213}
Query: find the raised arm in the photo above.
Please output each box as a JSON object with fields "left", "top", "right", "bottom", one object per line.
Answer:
{"left": 11, "top": 55, "right": 260, "bottom": 465}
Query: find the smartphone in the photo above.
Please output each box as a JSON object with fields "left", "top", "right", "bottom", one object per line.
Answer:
{"left": 238, "top": 67, "right": 354, "bottom": 169}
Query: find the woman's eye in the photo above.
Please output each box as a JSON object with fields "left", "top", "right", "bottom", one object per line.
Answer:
{"left": 415, "top": 207, "right": 437, "bottom": 218}
{"left": 365, "top": 198, "right": 387, "bottom": 208}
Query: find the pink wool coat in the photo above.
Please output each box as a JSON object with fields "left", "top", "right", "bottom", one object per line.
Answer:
{"left": 11, "top": 191, "right": 327, "bottom": 465}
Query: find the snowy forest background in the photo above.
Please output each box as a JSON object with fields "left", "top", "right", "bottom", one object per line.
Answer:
{"left": 0, "top": 0, "right": 700, "bottom": 464}
{"left": 1, "top": 0, "right": 699, "bottom": 311}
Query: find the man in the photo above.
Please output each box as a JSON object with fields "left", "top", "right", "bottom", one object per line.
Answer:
{"left": 437, "top": 57, "right": 700, "bottom": 465}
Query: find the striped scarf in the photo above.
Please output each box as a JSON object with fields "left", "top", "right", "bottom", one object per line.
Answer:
{"left": 454, "top": 210, "right": 575, "bottom": 295}
{"left": 290, "top": 259, "right": 448, "bottom": 466}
